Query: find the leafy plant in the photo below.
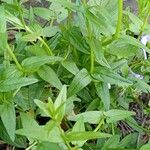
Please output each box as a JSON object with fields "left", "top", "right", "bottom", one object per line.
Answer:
{"left": 0, "top": 0, "right": 149, "bottom": 150}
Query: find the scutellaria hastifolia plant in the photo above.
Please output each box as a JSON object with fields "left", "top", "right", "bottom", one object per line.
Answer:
{"left": 0, "top": 0, "right": 149, "bottom": 150}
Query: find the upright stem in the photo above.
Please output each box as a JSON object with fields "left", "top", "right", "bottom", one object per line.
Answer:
{"left": 7, "top": 45, "right": 23, "bottom": 71}
{"left": 94, "top": 118, "right": 104, "bottom": 132}
{"left": 138, "top": 10, "right": 150, "bottom": 39}
{"left": 38, "top": 37, "right": 53, "bottom": 55}
{"left": 86, "top": 21, "right": 94, "bottom": 74}
{"left": 114, "top": 0, "right": 123, "bottom": 39}
{"left": 90, "top": 50, "right": 94, "bottom": 74}
{"left": 58, "top": 126, "right": 72, "bottom": 150}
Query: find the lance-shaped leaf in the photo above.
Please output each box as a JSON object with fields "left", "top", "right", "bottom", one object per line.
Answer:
{"left": 105, "top": 109, "right": 135, "bottom": 123}
{"left": 54, "top": 85, "right": 67, "bottom": 122}
{"left": 92, "top": 67, "right": 132, "bottom": 86}
{"left": 0, "top": 6, "right": 7, "bottom": 51}
{"left": 0, "top": 77, "right": 38, "bottom": 92}
{"left": 61, "top": 61, "right": 79, "bottom": 75}
{"left": 65, "top": 132, "right": 111, "bottom": 142}
{"left": 37, "top": 65, "right": 62, "bottom": 90}
{"left": 68, "top": 69, "right": 91, "bottom": 97}
{"left": 68, "top": 111, "right": 104, "bottom": 124}
{"left": 1, "top": 102, "right": 16, "bottom": 141}
{"left": 22, "top": 56, "right": 62, "bottom": 72}
{"left": 95, "top": 82, "right": 110, "bottom": 111}
{"left": 71, "top": 116, "right": 85, "bottom": 147}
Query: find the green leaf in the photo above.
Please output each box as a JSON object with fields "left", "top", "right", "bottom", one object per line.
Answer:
{"left": 61, "top": 61, "right": 79, "bottom": 75}
{"left": 1, "top": 66, "right": 23, "bottom": 80}
{"left": 1, "top": 102, "right": 16, "bottom": 141}
{"left": 54, "top": 85, "right": 67, "bottom": 109}
{"left": 20, "top": 113, "right": 39, "bottom": 129}
{"left": 0, "top": 6, "right": 7, "bottom": 51}
{"left": 34, "top": 99, "right": 52, "bottom": 117}
{"left": 5, "top": 11, "right": 24, "bottom": 29}
{"left": 49, "top": 2, "right": 68, "bottom": 22}
{"left": 68, "top": 68, "right": 91, "bottom": 97}
{"left": 28, "top": 6, "right": 34, "bottom": 25}
{"left": 37, "top": 142, "right": 64, "bottom": 150}
{"left": 14, "top": 82, "right": 51, "bottom": 111}
{"left": 44, "top": 122, "right": 63, "bottom": 143}
{"left": 118, "top": 133, "right": 138, "bottom": 148}
{"left": 140, "top": 143, "right": 150, "bottom": 150}
{"left": 105, "top": 109, "right": 135, "bottom": 123}
{"left": 54, "top": 85, "right": 67, "bottom": 122}
{"left": 33, "top": 7, "right": 54, "bottom": 20}
{"left": 90, "top": 39, "right": 110, "bottom": 68}
{"left": 16, "top": 128, "right": 48, "bottom": 141}
{"left": 17, "top": 116, "right": 63, "bottom": 143}
{"left": 18, "top": 117, "right": 56, "bottom": 142}
{"left": 72, "top": 117, "right": 85, "bottom": 132}
{"left": 65, "top": 132, "right": 111, "bottom": 142}
{"left": 121, "top": 35, "right": 150, "bottom": 54}
{"left": 65, "top": 96, "right": 80, "bottom": 115}
{"left": 68, "top": 27, "right": 90, "bottom": 54}
{"left": 86, "top": 98, "right": 100, "bottom": 111}
{"left": 124, "top": 11, "right": 143, "bottom": 33}
{"left": 1, "top": 0, "right": 13, "bottom": 3}
{"left": 21, "top": 31, "right": 42, "bottom": 42}
{"left": 48, "top": 0, "right": 79, "bottom": 11}
{"left": 22, "top": 56, "right": 63, "bottom": 72}
{"left": 111, "top": 59, "right": 128, "bottom": 71}
{"left": 25, "top": 45, "right": 47, "bottom": 56}
{"left": 42, "top": 26, "right": 60, "bottom": 37}
{"left": 102, "top": 135, "right": 120, "bottom": 150}
{"left": 92, "top": 67, "right": 132, "bottom": 86}
{"left": 132, "top": 78, "right": 150, "bottom": 93}
{"left": 84, "top": 8, "right": 112, "bottom": 36}
{"left": 72, "top": 116, "right": 85, "bottom": 147}
{"left": 126, "top": 117, "right": 143, "bottom": 133}
{"left": 0, "top": 77, "right": 38, "bottom": 92}
{"left": 68, "top": 111, "right": 103, "bottom": 124}
{"left": 0, "top": 105, "right": 4, "bottom": 116}
{"left": 37, "top": 65, "right": 62, "bottom": 90}
{"left": 34, "top": 98, "right": 55, "bottom": 118}
{"left": 0, "top": 119, "right": 26, "bottom": 148}
{"left": 108, "top": 39, "right": 138, "bottom": 59}
{"left": 95, "top": 82, "right": 110, "bottom": 111}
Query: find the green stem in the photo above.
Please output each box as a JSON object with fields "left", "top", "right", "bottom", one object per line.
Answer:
{"left": 7, "top": 45, "right": 23, "bottom": 71}
{"left": 16, "top": 4, "right": 53, "bottom": 56}
{"left": 90, "top": 50, "right": 94, "bottom": 74}
{"left": 111, "top": 123, "right": 115, "bottom": 135}
{"left": 138, "top": 10, "right": 150, "bottom": 39}
{"left": 58, "top": 126, "right": 72, "bottom": 150}
{"left": 94, "top": 118, "right": 104, "bottom": 132}
{"left": 86, "top": 20, "right": 94, "bottom": 74}
{"left": 114, "top": 0, "right": 123, "bottom": 39}
{"left": 26, "top": 26, "right": 53, "bottom": 55}
{"left": 16, "top": 1, "right": 27, "bottom": 29}
{"left": 38, "top": 37, "right": 53, "bottom": 55}
{"left": 25, "top": 141, "right": 37, "bottom": 150}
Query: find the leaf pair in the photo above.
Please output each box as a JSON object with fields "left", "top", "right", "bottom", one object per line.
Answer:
{"left": 68, "top": 109, "right": 135, "bottom": 124}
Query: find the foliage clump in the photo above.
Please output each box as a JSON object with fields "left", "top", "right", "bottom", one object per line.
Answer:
{"left": 0, "top": 0, "right": 149, "bottom": 150}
